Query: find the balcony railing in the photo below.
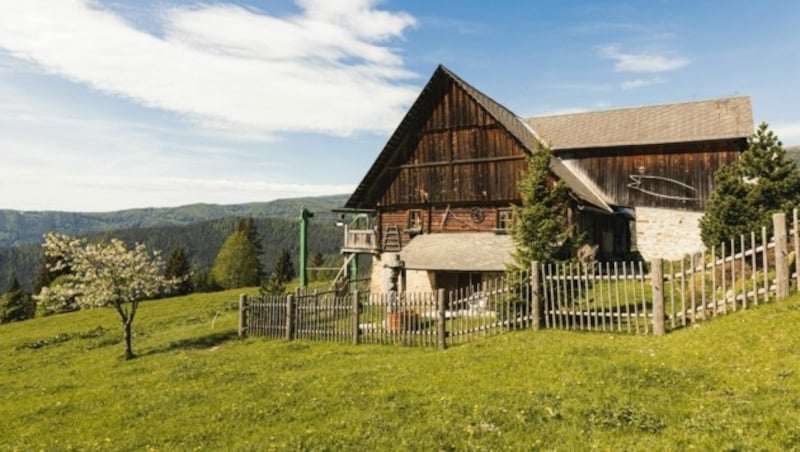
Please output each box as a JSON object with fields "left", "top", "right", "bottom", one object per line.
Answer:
{"left": 342, "top": 225, "right": 379, "bottom": 253}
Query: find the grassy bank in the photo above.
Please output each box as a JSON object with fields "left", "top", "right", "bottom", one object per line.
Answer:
{"left": 1, "top": 289, "right": 799, "bottom": 450}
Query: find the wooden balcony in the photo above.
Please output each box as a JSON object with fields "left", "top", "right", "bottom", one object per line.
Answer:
{"left": 342, "top": 225, "right": 379, "bottom": 254}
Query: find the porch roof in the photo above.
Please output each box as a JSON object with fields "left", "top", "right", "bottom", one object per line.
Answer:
{"left": 399, "top": 233, "right": 514, "bottom": 272}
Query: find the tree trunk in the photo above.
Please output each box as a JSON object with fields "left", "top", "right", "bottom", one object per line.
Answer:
{"left": 123, "top": 320, "right": 135, "bottom": 360}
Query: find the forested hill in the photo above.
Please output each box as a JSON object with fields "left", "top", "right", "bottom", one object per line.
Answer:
{"left": 0, "top": 215, "right": 344, "bottom": 294}
{"left": 0, "top": 194, "right": 348, "bottom": 248}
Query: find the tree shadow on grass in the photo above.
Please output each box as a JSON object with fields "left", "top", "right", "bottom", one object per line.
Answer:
{"left": 142, "top": 330, "right": 239, "bottom": 357}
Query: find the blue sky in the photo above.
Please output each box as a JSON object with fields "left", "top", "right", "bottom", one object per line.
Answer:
{"left": 1, "top": 0, "right": 798, "bottom": 212}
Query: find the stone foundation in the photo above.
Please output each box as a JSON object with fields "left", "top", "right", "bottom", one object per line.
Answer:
{"left": 635, "top": 207, "right": 704, "bottom": 261}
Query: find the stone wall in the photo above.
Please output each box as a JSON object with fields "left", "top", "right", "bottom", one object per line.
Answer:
{"left": 404, "top": 269, "right": 435, "bottom": 293}
{"left": 634, "top": 206, "right": 704, "bottom": 261}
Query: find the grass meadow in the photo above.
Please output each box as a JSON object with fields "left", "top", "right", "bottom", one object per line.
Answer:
{"left": 2, "top": 287, "right": 800, "bottom": 450}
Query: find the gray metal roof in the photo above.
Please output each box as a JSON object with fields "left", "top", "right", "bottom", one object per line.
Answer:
{"left": 400, "top": 233, "right": 514, "bottom": 271}
{"left": 526, "top": 97, "right": 753, "bottom": 150}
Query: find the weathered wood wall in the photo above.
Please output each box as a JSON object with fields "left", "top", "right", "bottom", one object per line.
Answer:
{"left": 557, "top": 140, "right": 743, "bottom": 210}
{"left": 377, "top": 80, "right": 528, "bottom": 207}
{"left": 379, "top": 205, "right": 514, "bottom": 246}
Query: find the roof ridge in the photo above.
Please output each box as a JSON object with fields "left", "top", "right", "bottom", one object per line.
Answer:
{"left": 528, "top": 95, "right": 752, "bottom": 120}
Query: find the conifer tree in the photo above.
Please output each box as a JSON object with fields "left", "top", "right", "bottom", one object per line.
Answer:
{"left": 273, "top": 248, "right": 296, "bottom": 284}
{"left": 237, "top": 217, "right": 265, "bottom": 281}
{"left": 210, "top": 230, "right": 261, "bottom": 289}
{"left": 310, "top": 252, "right": 325, "bottom": 281}
{"left": 700, "top": 123, "right": 800, "bottom": 248}
{"left": 0, "top": 276, "right": 35, "bottom": 323}
{"left": 509, "top": 142, "right": 576, "bottom": 271}
{"left": 164, "top": 247, "right": 193, "bottom": 295}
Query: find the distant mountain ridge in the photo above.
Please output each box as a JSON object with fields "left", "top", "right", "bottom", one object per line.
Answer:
{"left": 0, "top": 194, "right": 348, "bottom": 248}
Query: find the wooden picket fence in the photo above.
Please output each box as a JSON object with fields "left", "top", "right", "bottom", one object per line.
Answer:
{"left": 239, "top": 210, "right": 800, "bottom": 346}
{"left": 239, "top": 276, "right": 533, "bottom": 349}
{"left": 536, "top": 211, "right": 798, "bottom": 335}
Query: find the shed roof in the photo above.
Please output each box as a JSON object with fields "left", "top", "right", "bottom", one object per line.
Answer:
{"left": 400, "top": 233, "right": 514, "bottom": 271}
{"left": 526, "top": 97, "right": 752, "bottom": 150}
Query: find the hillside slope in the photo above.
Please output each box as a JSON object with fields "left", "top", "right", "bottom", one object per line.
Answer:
{"left": 1, "top": 290, "right": 799, "bottom": 449}
{"left": 0, "top": 215, "right": 343, "bottom": 293}
{"left": 0, "top": 194, "right": 348, "bottom": 248}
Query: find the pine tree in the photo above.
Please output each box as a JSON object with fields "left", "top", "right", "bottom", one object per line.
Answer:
{"left": 509, "top": 142, "right": 577, "bottom": 271}
{"left": 259, "top": 273, "right": 286, "bottom": 296}
{"left": 310, "top": 252, "right": 325, "bottom": 281}
{"left": 210, "top": 230, "right": 261, "bottom": 289}
{"left": 164, "top": 247, "right": 193, "bottom": 295}
{"left": 237, "top": 217, "right": 265, "bottom": 281}
{"left": 700, "top": 123, "right": 800, "bottom": 248}
{"left": 0, "top": 276, "right": 35, "bottom": 323}
{"left": 273, "top": 248, "right": 296, "bottom": 284}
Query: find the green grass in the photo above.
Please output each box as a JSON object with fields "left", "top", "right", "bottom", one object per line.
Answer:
{"left": 2, "top": 289, "right": 800, "bottom": 450}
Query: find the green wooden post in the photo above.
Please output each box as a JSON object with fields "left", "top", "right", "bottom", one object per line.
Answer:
{"left": 299, "top": 207, "right": 314, "bottom": 288}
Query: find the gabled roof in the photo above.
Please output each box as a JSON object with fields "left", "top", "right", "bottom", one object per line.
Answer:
{"left": 345, "top": 65, "right": 612, "bottom": 212}
{"left": 526, "top": 96, "right": 753, "bottom": 151}
{"left": 346, "top": 65, "right": 538, "bottom": 209}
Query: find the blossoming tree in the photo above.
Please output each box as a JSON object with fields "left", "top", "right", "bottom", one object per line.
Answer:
{"left": 43, "top": 233, "right": 176, "bottom": 360}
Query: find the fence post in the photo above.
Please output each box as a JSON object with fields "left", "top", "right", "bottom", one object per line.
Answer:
{"left": 437, "top": 288, "right": 447, "bottom": 350}
{"left": 794, "top": 208, "right": 799, "bottom": 291}
{"left": 531, "top": 261, "right": 541, "bottom": 331}
{"left": 238, "top": 294, "right": 248, "bottom": 338}
{"left": 351, "top": 289, "right": 360, "bottom": 345}
{"left": 285, "top": 294, "right": 295, "bottom": 340}
{"left": 774, "top": 212, "right": 790, "bottom": 300}
{"left": 651, "top": 259, "right": 665, "bottom": 336}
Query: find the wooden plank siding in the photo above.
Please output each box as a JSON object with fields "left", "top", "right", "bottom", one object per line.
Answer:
{"left": 556, "top": 139, "right": 743, "bottom": 211}
{"left": 377, "top": 80, "right": 528, "bottom": 208}
{"left": 380, "top": 206, "right": 514, "bottom": 247}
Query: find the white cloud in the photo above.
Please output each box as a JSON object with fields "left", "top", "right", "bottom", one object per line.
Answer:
{"left": 0, "top": 0, "right": 419, "bottom": 137}
{"left": 621, "top": 77, "right": 666, "bottom": 90}
{"left": 599, "top": 45, "right": 689, "bottom": 73}
{"left": 773, "top": 121, "right": 800, "bottom": 145}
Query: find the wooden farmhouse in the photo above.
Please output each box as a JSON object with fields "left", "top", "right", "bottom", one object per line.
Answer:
{"left": 340, "top": 65, "right": 753, "bottom": 294}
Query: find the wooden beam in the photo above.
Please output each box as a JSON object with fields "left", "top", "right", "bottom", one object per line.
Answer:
{"left": 393, "top": 155, "right": 524, "bottom": 170}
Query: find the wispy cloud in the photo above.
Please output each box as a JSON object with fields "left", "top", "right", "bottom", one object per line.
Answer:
{"left": 599, "top": 45, "right": 689, "bottom": 73}
{"left": 0, "top": 0, "right": 419, "bottom": 137}
{"left": 621, "top": 77, "right": 667, "bottom": 90}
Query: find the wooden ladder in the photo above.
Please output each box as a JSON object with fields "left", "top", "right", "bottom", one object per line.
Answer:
{"left": 382, "top": 224, "right": 401, "bottom": 252}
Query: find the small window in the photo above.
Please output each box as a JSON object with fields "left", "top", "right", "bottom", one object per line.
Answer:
{"left": 497, "top": 209, "right": 514, "bottom": 231}
{"left": 408, "top": 210, "right": 423, "bottom": 231}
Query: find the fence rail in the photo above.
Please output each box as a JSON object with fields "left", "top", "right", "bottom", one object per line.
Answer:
{"left": 239, "top": 211, "right": 800, "bottom": 347}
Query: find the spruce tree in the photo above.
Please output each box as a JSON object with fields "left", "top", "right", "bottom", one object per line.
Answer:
{"left": 310, "top": 252, "right": 325, "bottom": 281}
{"left": 700, "top": 123, "right": 800, "bottom": 248}
{"left": 0, "top": 276, "right": 35, "bottom": 323}
{"left": 273, "top": 248, "right": 296, "bottom": 284}
{"left": 237, "top": 217, "right": 265, "bottom": 281}
{"left": 210, "top": 230, "right": 261, "bottom": 289}
{"left": 509, "top": 142, "right": 576, "bottom": 271}
{"left": 164, "top": 247, "right": 193, "bottom": 295}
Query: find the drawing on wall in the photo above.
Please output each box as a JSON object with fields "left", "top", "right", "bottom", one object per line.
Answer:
{"left": 627, "top": 175, "right": 700, "bottom": 202}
